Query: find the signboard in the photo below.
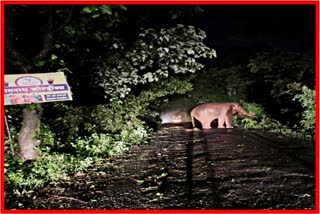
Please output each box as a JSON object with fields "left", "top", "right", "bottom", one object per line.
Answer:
{"left": 5, "top": 72, "right": 73, "bottom": 105}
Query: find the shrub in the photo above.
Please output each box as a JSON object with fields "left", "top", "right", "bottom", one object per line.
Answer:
{"left": 293, "top": 85, "right": 315, "bottom": 138}
{"left": 5, "top": 122, "right": 148, "bottom": 196}
{"left": 234, "top": 102, "right": 314, "bottom": 141}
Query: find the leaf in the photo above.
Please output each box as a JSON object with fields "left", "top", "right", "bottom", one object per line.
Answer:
{"left": 92, "top": 14, "right": 100, "bottom": 18}
{"left": 82, "top": 6, "right": 92, "bottom": 14}
{"left": 212, "top": 50, "right": 217, "bottom": 58}
{"left": 82, "top": 6, "right": 98, "bottom": 14}
{"left": 119, "top": 5, "right": 127, "bottom": 11}
{"left": 100, "top": 5, "right": 112, "bottom": 15}
{"left": 187, "top": 49, "right": 195, "bottom": 55}
{"left": 34, "top": 61, "right": 46, "bottom": 67}
{"left": 143, "top": 72, "right": 154, "bottom": 82}
{"left": 164, "top": 48, "right": 169, "bottom": 53}
{"left": 51, "top": 54, "right": 58, "bottom": 60}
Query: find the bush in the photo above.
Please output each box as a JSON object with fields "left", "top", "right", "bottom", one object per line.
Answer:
{"left": 5, "top": 122, "right": 148, "bottom": 196}
{"left": 293, "top": 86, "right": 315, "bottom": 138}
{"left": 234, "top": 102, "right": 314, "bottom": 141}
{"left": 5, "top": 151, "right": 94, "bottom": 196}
{"left": 4, "top": 71, "right": 194, "bottom": 196}
{"left": 188, "top": 66, "right": 251, "bottom": 105}
{"left": 71, "top": 125, "right": 148, "bottom": 157}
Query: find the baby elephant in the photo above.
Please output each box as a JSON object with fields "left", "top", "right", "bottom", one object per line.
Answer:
{"left": 190, "top": 102, "right": 254, "bottom": 129}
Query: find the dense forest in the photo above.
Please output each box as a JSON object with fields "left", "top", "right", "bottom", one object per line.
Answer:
{"left": 4, "top": 4, "right": 315, "bottom": 200}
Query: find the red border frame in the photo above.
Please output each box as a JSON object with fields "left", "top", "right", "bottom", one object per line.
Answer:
{"left": 0, "top": 1, "right": 319, "bottom": 4}
{"left": 1, "top": 1, "right": 319, "bottom": 214}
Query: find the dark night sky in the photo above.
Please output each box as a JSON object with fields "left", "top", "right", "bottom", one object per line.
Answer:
{"left": 197, "top": 5, "right": 315, "bottom": 51}
{"left": 5, "top": 4, "right": 315, "bottom": 67}
{"left": 124, "top": 4, "right": 315, "bottom": 65}
{"left": 7, "top": 4, "right": 315, "bottom": 52}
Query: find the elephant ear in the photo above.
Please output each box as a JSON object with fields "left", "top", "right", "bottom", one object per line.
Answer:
{"left": 230, "top": 104, "right": 237, "bottom": 114}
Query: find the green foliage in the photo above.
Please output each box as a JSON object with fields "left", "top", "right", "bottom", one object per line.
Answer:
{"left": 30, "top": 51, "right": 72, "bottom": 74}
{"left": 82, "top": 5, "right": 127, "bottom": 18}
{"left": 25, "top": 104, "right": 42, "bottom": 111}
{"left": 233, "top": 102, "right": 314, "bottom": 141}
{"left": 5, "top": 151, "right": 94, "bottom": 195}
{"left": 5, "top": 106, "right": 25, "bottom": 125}
{"left": 5, "top": 121, "right": 148, "bottom": 195}
{"left": 72, "top": 125, "right": 148, "bottom": 157}
{"left": 185, "top": 50, "right": 314, "bottom": 139}
{"left": 247, "top": 50, "right": 314, "bottom": 118}
{"left": 4, "top": 76, "right": 192, "bottom": 194}
{"left": 4, "top": 106, "right": 24, "bottom": 156}
{"left": 34, "top": 60, "right": 46, "bottom": 67}
{"left": 5, "top": 124, "right": 61, "bottom": 193}
{"left": 293, "top": 85, "right": 315, "bottom": 135}
{"left": 48, "top": 77, "right": 193, "bottom": 139}
{"left": 189, "top": 66, "right": 253, "bottom": 105}
{"left": 233, "top": 103, "right": 282, "bottom": 129}
{"left": 45, "top": 103, "right": 92, "bottom": 141}
{"left": 95, "top": 24, "right": 216, "bottom": 100}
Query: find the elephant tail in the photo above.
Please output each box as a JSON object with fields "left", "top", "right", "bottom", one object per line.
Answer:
{"left": 190, "top": 109, "right": 195, "bottom": 128}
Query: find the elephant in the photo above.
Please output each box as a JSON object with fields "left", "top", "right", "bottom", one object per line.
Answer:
{"left": 190, "top": 102, "right": 254, "bottom": 129}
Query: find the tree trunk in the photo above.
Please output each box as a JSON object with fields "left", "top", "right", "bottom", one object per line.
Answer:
{"left": 18, "top": 108, "right": 41, "bottom": 160}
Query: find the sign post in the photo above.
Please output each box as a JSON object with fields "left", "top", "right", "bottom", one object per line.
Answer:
{"left": 4, "top": 72, "right": 73, "bottom": 159}
{"left": 5, "top": 72, "right": 73, "bottom": 105}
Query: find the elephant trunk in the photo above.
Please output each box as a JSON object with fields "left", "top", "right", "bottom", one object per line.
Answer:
{"left": 238, "top": 109, "right": 255, "bottom": 117}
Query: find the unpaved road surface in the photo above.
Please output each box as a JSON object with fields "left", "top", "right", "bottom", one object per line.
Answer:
{"left": 6, "top": 126, "right": 315, "bottom": 210}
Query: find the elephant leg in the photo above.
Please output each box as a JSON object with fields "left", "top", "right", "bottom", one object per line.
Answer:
{"left": 201, "top": 119, "right": 212, "bottom": 129}
{"left": 217, "top": 117, "right": 225, "bottom": 128}
{"left": 225, "top": 110, "right": 234, "bottom": 128}
{"left": 225, "top": 116, "right": 233, "bottom": 128}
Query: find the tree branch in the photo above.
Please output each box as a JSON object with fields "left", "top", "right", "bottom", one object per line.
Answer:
{"left": 34, "top": 6, "right": 54, "bottom": 60}
{"left": 34, "top": 7, "right": 74, "bottom": 61}
{"left": 5, "top": 7, "right": 74, "bottom": 73}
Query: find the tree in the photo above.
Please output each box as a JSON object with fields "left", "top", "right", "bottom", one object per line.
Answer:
{"left": 247, "top": 50, "right": 314, "bottom": 123}
{"left": 5, "top": 5, "right": 75, "bottom": 160}
{"left": 5, "top": 5, "right": 127, "bottom": 159}
{"left": 46, "top": 24, "right": 216, "bottom": 140}
{"left": 5, "top": 5, "right": 216, "bottom": 159}
{"left": 94, "top": 24, "right": 216, "bottom": 101}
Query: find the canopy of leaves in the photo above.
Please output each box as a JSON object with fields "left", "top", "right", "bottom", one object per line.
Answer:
{"left": 95, "top": 24, "right": 216, "bottom": 101}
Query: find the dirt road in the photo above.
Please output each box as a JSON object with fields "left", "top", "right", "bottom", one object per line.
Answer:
{"left": 6, "top": 126, "right": 315, "bottom": 210}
